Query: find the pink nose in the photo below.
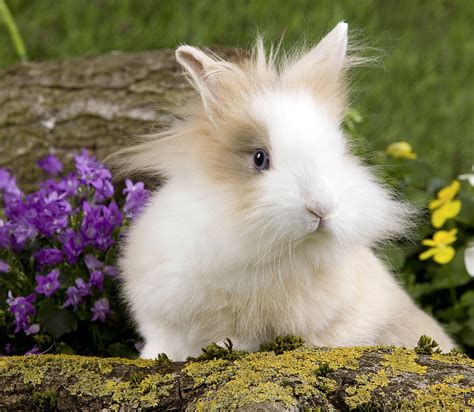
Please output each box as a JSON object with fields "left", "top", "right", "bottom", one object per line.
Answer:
{"left": 306, "top": 207, "right": 324, "bottom": 219}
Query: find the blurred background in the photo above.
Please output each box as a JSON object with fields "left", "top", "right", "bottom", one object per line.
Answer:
{"left": 0, "top": 0, "right": 473, "bottom": 357}
{"left": 1, "top": 0, "right": 473, "bottom": 177}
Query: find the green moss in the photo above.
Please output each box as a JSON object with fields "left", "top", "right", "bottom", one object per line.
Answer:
{"left": 259, "top": 335, "right": 305, "bottom": 355}
{"left": 32, "top": 389, "right": 58, "bottom": 411}
{"left": 154, "top": 353, "right": 171, "bottom": 366}
{"left": 382, "top": 347, "right": 427, "bottom": 375}
{"left": 193, "top": 338, "right": 249, "bottom": 362}
{"left": 415, "top": 335, "right": 442, "bottom": 355}
{"left": 314, "top": 362, "right": 333, "bottom": 377}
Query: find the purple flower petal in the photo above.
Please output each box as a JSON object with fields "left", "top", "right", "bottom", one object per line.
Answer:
{"left": 89, "top": 270, "right": 104, "bottom": 291}
{"left": 84, "top": 253, "right": 103, "bottom": 272}
{"left": 91, "top": 298, "right": 111, "bottom": 322}
{"left": 7, "top": 291, "right": 36, "bottom": 334}
{"left": 63, "top": 286, "right": 83, "bottom": 310}
{"left": 26, "top": 323, "right": 40, "bottom": 335}
{"left": 122, "top": 179, "right": 150, "bottom": 218}
{"left": 60, "top": 229, "right": 84, "bottom": 264}
{"left": 25, "top": 345, "right": 41, "bottom": 355}
{"left": 35, "top": 268, "right": 61, "bottom": 297}
{"left": 0, "top": 259, "right": 9, "bottom": 273}
{"left": 38, "top": 154, "right": 63, "bottom": 176}
{"left": 103, "top": 265, "right": 118, "bottom": 277}
{"left": 34, "top": 248, "right": 64, "bottom": 268}
{"left": 0, "top": 168, "right": 22, "bottom": 204}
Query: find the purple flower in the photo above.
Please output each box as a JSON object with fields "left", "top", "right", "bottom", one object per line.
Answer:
{"left": 75, "top": 277, "right": 91, "bottom": 297}
{"left": 25, "top": 345, "right": 41, "bottom": 355}
{"left": 60, "top": 229, "right": 84, "bottom": 264}
{"left": 103, "top": 265, "right": 118, "bottom": 277}
{"left": 38, "top": 154, "right": 63, "bottom": 176}
{"left": 7, "top": 291, "right": 36, "bottom": 334}
{"left": 56, "top": 173, "right": 80, "bottom": 196}
{"left": 35, "top": 269, "right": 61, "bottom": 297}
{"left": 91, "top": 298, "right": 111, "bottom": 322}
{"left": 84, "top": 253, "right": 103, "bottom": 272}
{"left": 26, "top": 324, "right": 40, "bottom": 335}
{"left": 0, "top": 259, "right": 9, "bottom": 273}
{"left": 0, "top": 169, "right": 22, "bottom": 204}
{"left": 1, "top": 207, "right": 38, "bottom": 250}
{"left": 63, "top": 278, "right": 91, "bottom": 309}
{"left": 25, "top": 190, "right": 72, "bottom": 237}
{"left": 63, "top": 286, "right": 83, "bottom": 310}
{"left": 41, "top": 173, "right": 80, "bottom": 197}
{"left": 80, "top": 201, "right": 122, "bottom": 250}
{"left": 123, "top": 179, "right": 150, "bottom": 218}
{"left": 34, "top": 248, "right": 64, "bottom": 268}
{"left": 3, "top": 343, "right": 13, "bottom": 355}
{"left": 89, "top": 270, "right": 104, "bottom": 291}
{"left": 75, "top": 150, "right": 114, "bottom": 202}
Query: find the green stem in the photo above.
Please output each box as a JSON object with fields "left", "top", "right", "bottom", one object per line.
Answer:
{"left": 0, "top": 0, "right": 28, "bottom": 62}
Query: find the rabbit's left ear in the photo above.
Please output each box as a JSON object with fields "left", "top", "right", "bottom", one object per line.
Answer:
{"left": 283, "top": 22, "right": 348, "bottom": 93}
{"left": 176, "top": 46, "right": 223, "bottom": 118}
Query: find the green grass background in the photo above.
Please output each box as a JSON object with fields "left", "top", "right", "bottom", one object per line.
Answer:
{"left": 1, "top": 0, "right": 472, "bottom": 177}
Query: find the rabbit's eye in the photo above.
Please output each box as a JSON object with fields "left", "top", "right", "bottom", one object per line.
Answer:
{"left": 253, "top": 149, "right": 270, "bottom": 170}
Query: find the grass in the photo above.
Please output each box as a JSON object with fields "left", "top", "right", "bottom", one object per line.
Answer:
{"left": 0, "top": 0, "right": 472, "bottom": 177}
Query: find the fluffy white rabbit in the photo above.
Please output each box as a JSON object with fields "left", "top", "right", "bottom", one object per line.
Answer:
{"left": 116, "top": 22, "right": 454, "bottom": 360}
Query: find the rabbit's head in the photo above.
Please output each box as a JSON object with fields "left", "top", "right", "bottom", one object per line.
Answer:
{"left": 117, "top": 22, "right": 414, "bottom": 267}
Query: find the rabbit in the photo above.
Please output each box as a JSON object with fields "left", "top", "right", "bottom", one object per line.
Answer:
{"left": 115, "top": 22, "right": 454, "bottom": 360}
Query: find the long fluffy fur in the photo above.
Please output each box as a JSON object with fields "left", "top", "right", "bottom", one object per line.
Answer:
{"left": 112, "top": 23, "right": 454, "bottom": 360}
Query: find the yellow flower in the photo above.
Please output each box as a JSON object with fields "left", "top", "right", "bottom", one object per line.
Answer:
{"left": 419, "top": 228, "right": 458, "bottom": 264}
{"left": 385, "top": 141, "right": 417, "bottom": 159}
{"left": 429, "top": 180, "right": 462, "bottom": 228}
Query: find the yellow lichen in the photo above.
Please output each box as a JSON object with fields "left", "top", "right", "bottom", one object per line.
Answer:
{"left": 403, "top": 375, "right": 474, "bottom": 410}
{"left": 0, "top": 354, "right": 173, "bottom": 409}
{"left": 345, "top": 369, "right": 389, "bottom": 410}
{"left": 431, "top": 352, "right": 474, "bottom": 368}
{"left": 184, "top": 346, "right": 368, "bottom": 410}
{"left": 382, "top": 347, "right": 426, "bottom": 375}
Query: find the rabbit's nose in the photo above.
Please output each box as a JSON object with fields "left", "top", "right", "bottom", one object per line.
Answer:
{"left": 306, "top": 207, "right": 324, "bottom": 219}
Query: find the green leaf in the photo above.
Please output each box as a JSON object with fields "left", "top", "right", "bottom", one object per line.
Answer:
{"left": 37, "top": 300, "right": 77, "bottom": 339}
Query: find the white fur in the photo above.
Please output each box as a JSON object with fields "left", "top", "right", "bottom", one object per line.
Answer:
{"left": 119, "top": 23, "right": 454, "bottom": 360}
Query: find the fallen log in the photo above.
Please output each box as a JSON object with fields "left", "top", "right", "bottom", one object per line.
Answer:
{"left": 1, "top": 346, "right": 473, "bottom": 410}
{"left": 0, "top": 49, "right": 241, "bottom": 190}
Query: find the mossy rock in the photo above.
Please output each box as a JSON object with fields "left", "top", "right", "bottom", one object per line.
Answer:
{"left": 0, "top": 345, "right": 473, "bottom": 410}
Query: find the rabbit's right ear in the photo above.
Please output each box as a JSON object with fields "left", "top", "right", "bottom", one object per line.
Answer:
{"left": 176, "top": 46, "right": 221, "bottom": 117}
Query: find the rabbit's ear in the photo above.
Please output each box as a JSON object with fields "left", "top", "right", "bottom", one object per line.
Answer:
{"left": 283, "top": 22, "right": 348, "bottom": 91}
{"left": 176, "top": 46, "right": 221, "bottom": 115}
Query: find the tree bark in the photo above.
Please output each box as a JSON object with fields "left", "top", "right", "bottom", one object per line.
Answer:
{"left": 0, "top": 49, "right": 242, "bottom": 191}
{"left": 0, "top": 346, "right": 473, "bottom": 411}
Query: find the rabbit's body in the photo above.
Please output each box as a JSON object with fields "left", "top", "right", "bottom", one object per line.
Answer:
{"left": 124, "top": 196, "right": 452, "bottom": 359}
{"left": 117, "top": 22, "right": 454, "bottom": 360}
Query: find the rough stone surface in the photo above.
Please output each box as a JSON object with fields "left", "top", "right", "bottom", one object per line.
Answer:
{"left": 0, "top": 49, "right": 242, "bottom": 190}
{"left": 0, "top": 346, "right": 473, "bottom": 411}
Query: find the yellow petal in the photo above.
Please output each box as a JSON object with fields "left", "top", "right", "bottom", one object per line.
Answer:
{"left": 385, "top": 141, "right": 417, "bottom": 160}
{"left": 422, "top": 239, "right": 437, "bottom": 247}
{"left": 439, "top": 200, "right": 462, "bottom": 219}
{"left": 431, "top": 208, "right": 447, "bottom": 228}
{"left": 444, "top": 228, "right": 458, "bottom": 244}
{"left": 429, "top": 199, "right": 443, "bottom": 210}
{"left": 437, "top": 180, "right": 460, "bottom": 202}
{"left": 433, "top": 246, "right": 455, "bottom": 264}
{"left": 433, "top": 229, "right": 457, "bottom": 245}
{"left": 419, "top": 248, "right": 437, "bottom": 261}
